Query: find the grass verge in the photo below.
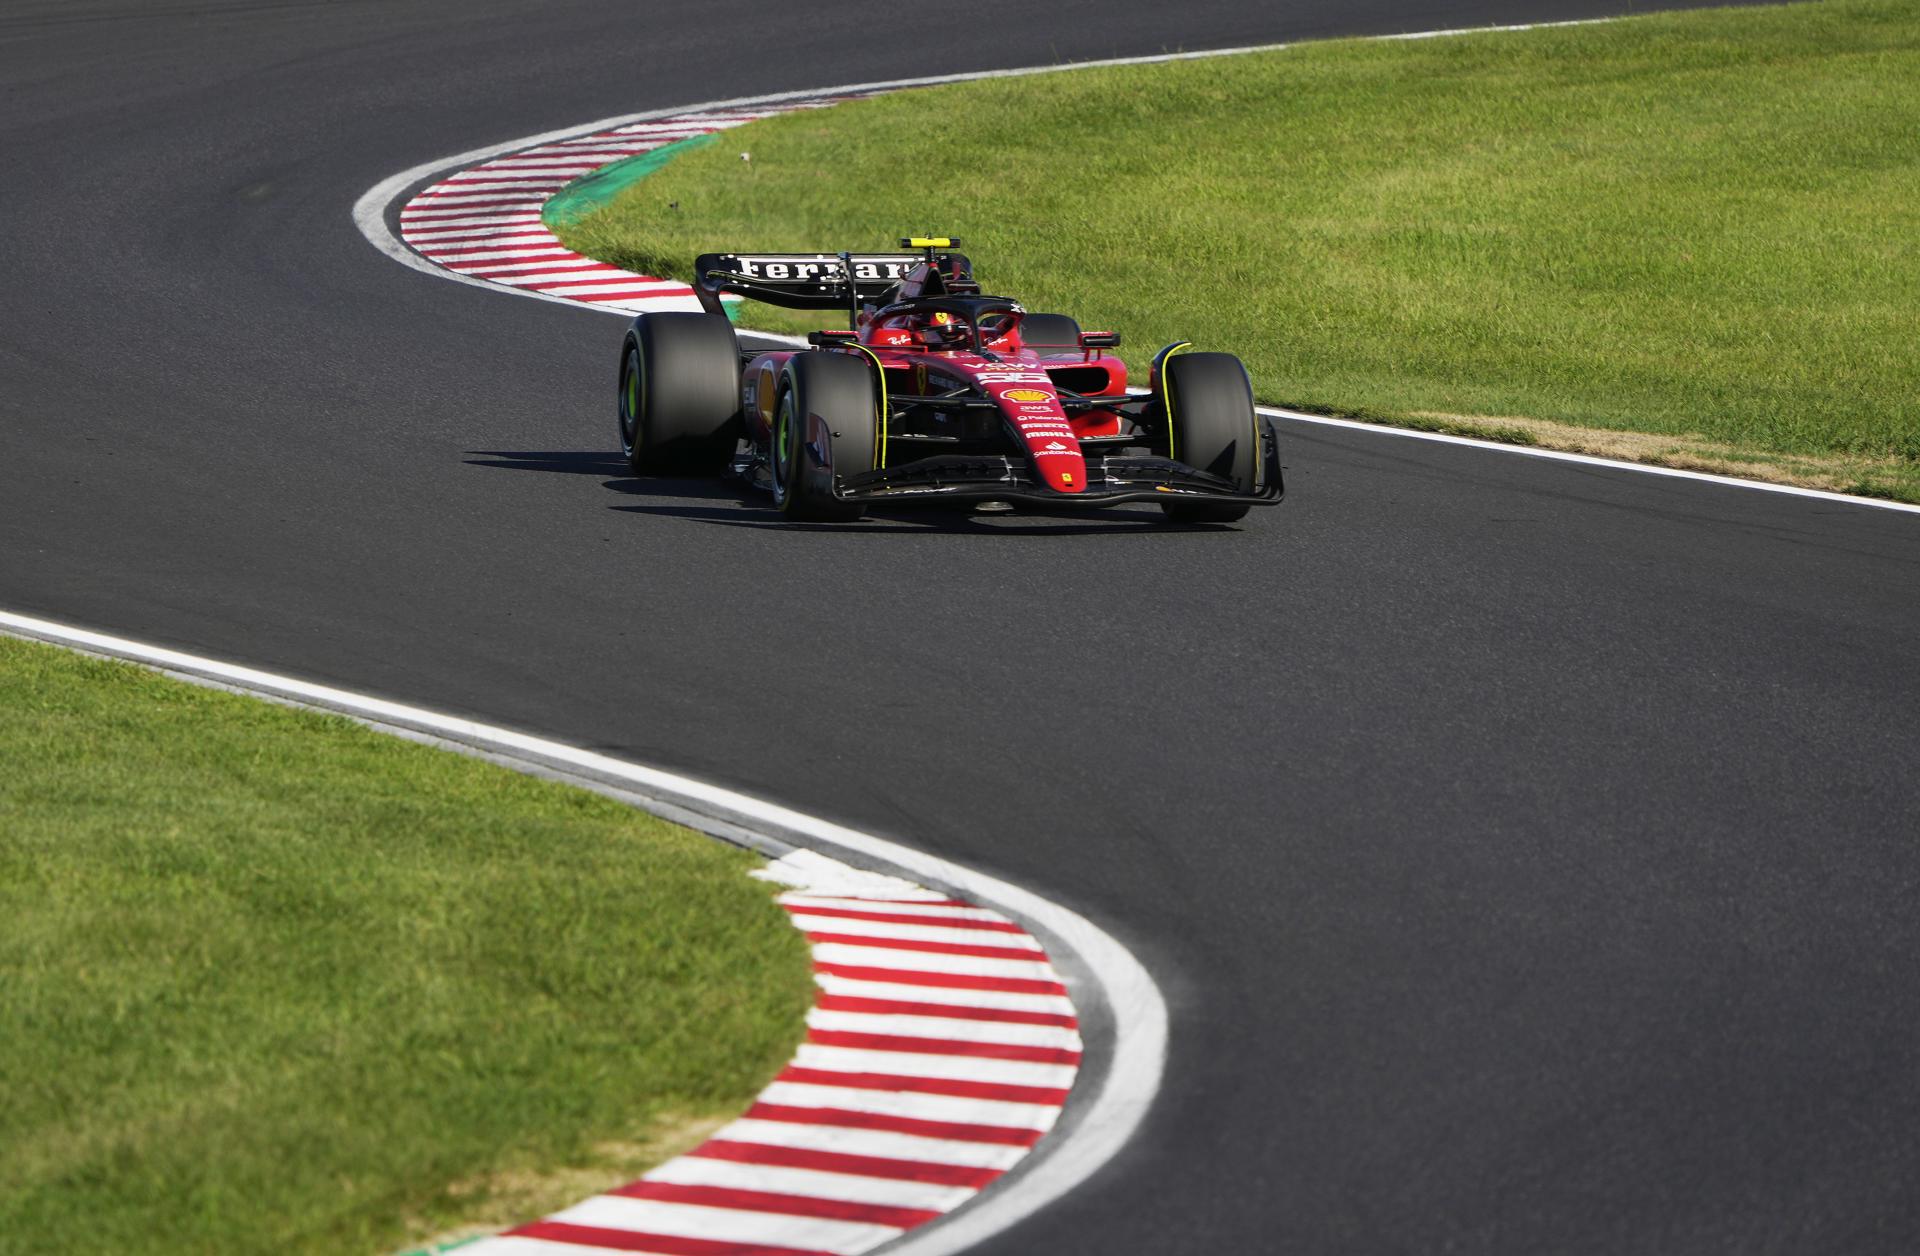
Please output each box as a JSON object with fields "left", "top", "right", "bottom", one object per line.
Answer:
{"left": 0, "top": 634, "right": 814, "bottom": 1255}
{"left": 555, "top": 0, "right": 1920, "bottom": 504}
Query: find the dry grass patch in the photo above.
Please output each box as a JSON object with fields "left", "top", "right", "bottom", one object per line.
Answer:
{"left": 395, "top": 1114, "right": 729, "bottom": 1254}
{"left": 1402, "top": 411, "right": 1920, "bottom": 500}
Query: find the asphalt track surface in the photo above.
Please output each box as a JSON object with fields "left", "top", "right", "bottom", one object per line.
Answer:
{"left": 4, "top": 2, "right": 1916, "bottom": 1253}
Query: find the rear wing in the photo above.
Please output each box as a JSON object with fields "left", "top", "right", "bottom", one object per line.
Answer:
{"left": 692, "top": 250, "right": 971, "bottom": 318}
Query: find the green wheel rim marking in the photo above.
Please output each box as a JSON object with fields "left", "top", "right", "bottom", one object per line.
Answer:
{"left": 776, "top": 393, "right": 796, "bottom": 509}
{"left": 626, "top": 348, "right": 644, "bottom": 452}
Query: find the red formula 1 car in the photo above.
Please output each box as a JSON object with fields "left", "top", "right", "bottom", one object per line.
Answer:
{"left": 615, "top": 237, "right": 1283, "bottom": 523}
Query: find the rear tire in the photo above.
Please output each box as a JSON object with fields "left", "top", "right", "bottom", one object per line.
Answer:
{"left": 1159, "top": 350, "right": 1258, "bottom": 523}
{"left": 1020, "top": 313, "right": 1082, "bottom": 355}
{"left": 618, "top": 312, "right": 741, "bottom": 476}
{"left": 772, "top": 351, "right": 877, "bottom": 522}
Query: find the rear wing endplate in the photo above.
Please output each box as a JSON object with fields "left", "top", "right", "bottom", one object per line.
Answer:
{"left": 692, "top": 251, "right": 970, "bottom": 317}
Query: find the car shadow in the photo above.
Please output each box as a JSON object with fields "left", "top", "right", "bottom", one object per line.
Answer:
{"left": 464, "top": 450, "right": 1241, "bottom": 535}
{"left": 466, "top": 450, "right": 630, "bottom": 477}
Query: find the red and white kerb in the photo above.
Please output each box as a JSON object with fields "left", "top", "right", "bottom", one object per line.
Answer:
{"left": 399, "top": 100, "right": 860, "bottom": 314}
{"left": 458, "top": 850, "right": 1080, "bottom": 1255}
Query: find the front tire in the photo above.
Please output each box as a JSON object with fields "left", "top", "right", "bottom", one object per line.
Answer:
{"left": 1158, "top": 349, "right": 1258, "bottom": 523}
{"left": 772, "top": 351, "right": 878, "bottom": 522}
{"left": 618, "top": 312, "right": 741, "bottom": 476}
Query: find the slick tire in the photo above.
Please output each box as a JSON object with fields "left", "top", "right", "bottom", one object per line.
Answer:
{"left": 1159, "top": 350, "right": 1259, "bottom": 524}
{"left": 772, "top": 350, "right": 877, "bottom": 523}
{"left": 1021, "top": 312, "right": 1082, "bottom": 354}
{"left": 618, "top": 312, "right": 742, "bottom": 476}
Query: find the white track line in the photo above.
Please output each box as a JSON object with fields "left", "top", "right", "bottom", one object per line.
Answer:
{"left": 1264, "top": 406, "right": 1920, "bottom": 515}
{"left": 0, "top": 608, "right": 1166, "bottom": 1256}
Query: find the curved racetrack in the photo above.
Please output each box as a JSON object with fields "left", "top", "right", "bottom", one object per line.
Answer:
{"left": 4, "top": 2, "right": 1917, "bottom": 1252}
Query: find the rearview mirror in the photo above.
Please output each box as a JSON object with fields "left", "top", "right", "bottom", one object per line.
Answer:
{"left": 1078, "top": 331, "right": 1121, "bottom": 349}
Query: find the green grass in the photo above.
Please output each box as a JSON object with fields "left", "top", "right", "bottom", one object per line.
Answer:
{"left": 556, "top": 0, "right": 1920, "bottom": 502}
{"left": 0, "top": 635, "right": 813, "bottom": 1255}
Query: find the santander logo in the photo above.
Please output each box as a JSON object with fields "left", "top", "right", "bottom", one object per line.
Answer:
{"left": 1002, "top": 392, "right": 1083, "bottom": 488}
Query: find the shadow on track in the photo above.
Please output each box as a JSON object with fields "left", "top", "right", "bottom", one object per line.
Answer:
{"left": 464, "top": 451, "right": 628, "bottom": 476}
{"left": 464, "top": 450, "right": 1241, "bottom": 536}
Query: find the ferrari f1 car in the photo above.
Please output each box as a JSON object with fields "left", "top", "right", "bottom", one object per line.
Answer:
{"left": 615, "top": 237, "right": 1283, "bottom": 523}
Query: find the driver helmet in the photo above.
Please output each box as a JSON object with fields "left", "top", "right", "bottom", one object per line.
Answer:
{"left": 916, "top": 310, "right": 969, "bottom": 348}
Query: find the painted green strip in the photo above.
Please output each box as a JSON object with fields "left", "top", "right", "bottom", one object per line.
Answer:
{"left": 544, "top": 129, "right": 744, "bottom": 319}
{"left": 394, "top": 1235, "right": 490, "bottom": 1256}
{"left": 542, "top": 132, "right": 719, "bottom": 228}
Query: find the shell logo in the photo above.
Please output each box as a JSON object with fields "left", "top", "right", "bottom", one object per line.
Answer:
{"left": 1002, "top": 388, "right": 1052, "bottom": 403}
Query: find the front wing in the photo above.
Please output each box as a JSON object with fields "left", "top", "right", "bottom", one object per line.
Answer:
{"left": 831, "top": 419, "right": 1286, "bottom": 509}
